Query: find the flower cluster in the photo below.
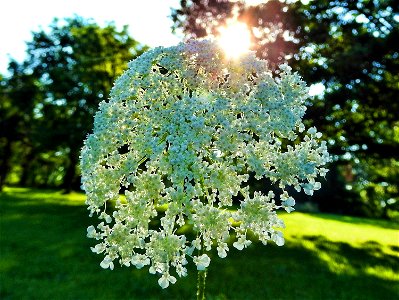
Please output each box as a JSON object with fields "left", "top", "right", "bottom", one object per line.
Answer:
{"left": 80, "top": 39, "right": 329, "bottom": 288}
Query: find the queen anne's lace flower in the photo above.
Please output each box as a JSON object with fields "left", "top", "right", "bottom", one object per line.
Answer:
{"left": 80, "top": 39, "right": 329, "bottom": 288}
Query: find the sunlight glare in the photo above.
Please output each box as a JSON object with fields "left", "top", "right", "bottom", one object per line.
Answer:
{"left": 217, "top": 21, "right": 251, "bottom": 59}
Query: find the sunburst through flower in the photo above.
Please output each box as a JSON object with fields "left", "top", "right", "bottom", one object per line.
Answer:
{"left": 217, "top": 20, "right": 251, "bottom": 58}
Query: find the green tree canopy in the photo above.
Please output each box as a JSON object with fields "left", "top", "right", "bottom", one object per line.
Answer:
{"left": 1, "top": 16, "right": 147, "bottom": 191}
{"left": 0, "top": 61, "right": 41, "bottom": 191}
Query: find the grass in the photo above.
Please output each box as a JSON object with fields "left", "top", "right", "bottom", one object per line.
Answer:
{"left": 0, "top": 187, "right": 398, "bottom": 300}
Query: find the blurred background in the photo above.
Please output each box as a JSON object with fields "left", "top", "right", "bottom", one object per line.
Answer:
{"left": 0, "top": 0, "right": 398, "bottom": 299}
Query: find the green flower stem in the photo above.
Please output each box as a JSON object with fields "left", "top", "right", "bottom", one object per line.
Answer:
{"left": 196, "top": 237, "right": 207, "bottom": 300}
{"left": 196, "top": 263, "right": 207, "bottom": 300}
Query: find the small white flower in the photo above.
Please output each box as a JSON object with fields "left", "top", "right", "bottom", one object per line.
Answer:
{"left": 105, "top": 215, "right": 112, "bottom": 223}
{"left": 158, "top": 275, "right": 169, "bottom": 289}
{"left": 282, "top": 196, "right": 296, "bottom": 213}
{"left": 131, "top": 254, "right": 150, "bottom": 269}
{"left": 303, "top": 183, "right": 314, "bottom": 196}
{"left": 86, "top": 225, "right": 96, "bottom": 238}
{"left": 90, "top": 243, "right": 105, "bottom": 254}
{"left": 217, "top": 243, "right": 229, "bottom": 258}
{"left": 271, "top": 231, "right": 285, "bottom": 246}
{"left": 233, "top": 237, "right": 252, "bottom": 250}
{"left": 100, "top": 212, "right": 112, "bottom": 223}
{"left": 283, "top": 197, "right": 295, "bottom": 207}
{"left": 186, "top": 245, "right": 195, "bottom": 256}
{"left": 176, "top": 264, "right": 188, "bottom": 277}
{"left": 193, "top": 254, "right": 211, "bottom": 270}
{"left": 192, "top": 238, "right": 202, "bottom": 250}
{"left": 319, "top": 168, "right": 328, "bottom": 177}
{"left": 213, "top": 149, "right": 222, "bottom": 158}
{"left": 233, "top": 241, "right": 245, "bottom": 250}
{"left": 158, "top": 273, "right": 177, "bottom": 289}
{"left": 307, "top": 127, "right": 317, "bottom": 135}
{"left": 100, "top": 256, "right": 114, "bottom": 270}
{"left": 284, "top": 206, "right": 295, "bottom": 213}
{"left": 313, "top": 182, "right": 322, "bottom": 190}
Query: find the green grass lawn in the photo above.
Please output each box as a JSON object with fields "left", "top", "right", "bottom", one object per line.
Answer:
{"left": 0, "top": 187, "right": 398, "bottom": 300}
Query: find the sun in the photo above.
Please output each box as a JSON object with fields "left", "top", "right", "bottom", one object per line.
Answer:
{"left": 217, "top": 21, "right": 251, "bottom": 59}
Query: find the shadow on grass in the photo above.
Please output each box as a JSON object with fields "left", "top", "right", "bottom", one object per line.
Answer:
{"left": 207, "top": 233, "right": 399, "bottom": 300}
{"left": 0, "top": 189, "right": 398, "bottom": 300}
{"left": 298, "top": 235, "right": 398, "bottom": 277}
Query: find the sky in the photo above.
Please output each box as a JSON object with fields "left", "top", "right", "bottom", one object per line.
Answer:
{"left": 0, "top": 0, "right": 182, "bottom": 75}
{"left": 0, "top": 0, "right": 325, "bottom": 95}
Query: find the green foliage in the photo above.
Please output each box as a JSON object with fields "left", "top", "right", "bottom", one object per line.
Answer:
{"left": 1, "top": 188, "right": 398, "bottom": 299}
{"left": 295, "top": 0, "right": 398, "bottom": 158}
{"left": 0, "top": 16, "right": 147, "bottom": 191}
{"left": 0, "top": 62, "right": 41, "bottom": 190}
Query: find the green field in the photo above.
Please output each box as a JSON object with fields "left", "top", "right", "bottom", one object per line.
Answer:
{"left": 0, "top": 187, "right": 398, "bottom": 299}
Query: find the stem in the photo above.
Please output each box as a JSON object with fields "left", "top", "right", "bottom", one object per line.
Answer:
{"left": 196, "top": 239, "right": 207, "bottom": 300}
{"left": 196, "top": 267, "right": 207, "bottom": 300}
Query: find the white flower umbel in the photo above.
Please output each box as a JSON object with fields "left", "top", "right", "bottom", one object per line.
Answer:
{"left": 80, "top": 39, "right": 330, "bottom": 288}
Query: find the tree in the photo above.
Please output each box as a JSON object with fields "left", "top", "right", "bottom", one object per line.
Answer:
{"left": 293, "top": 0, "right": 399, "bottom": 217}
{"left": 0, "top": 61, "right": 41, "bottom": 191}
{"left": 171, "top": 0, "right": 399, "bottom": 217}
{"left": 23, "top": 16, "right": 147, "bottom": 192}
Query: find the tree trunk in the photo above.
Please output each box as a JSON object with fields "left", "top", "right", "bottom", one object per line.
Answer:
{"left": 0, "top": 139, "right": 12, "bottom": 192}
{"left": 62, "top": 148, "right": 79, "bottom": 194}
{"left": 19, "top": 148, "right": 35, "bottom": 187}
